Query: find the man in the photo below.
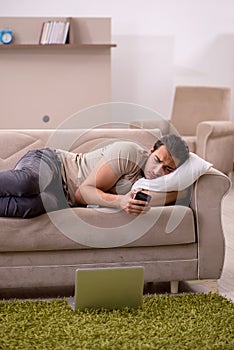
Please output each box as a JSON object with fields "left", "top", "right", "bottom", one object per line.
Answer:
{"left": 0, "top": 134, "right": 189, "bottom": 218}
{"left": 74, "top": 134, "right": 189, "bottom": 215}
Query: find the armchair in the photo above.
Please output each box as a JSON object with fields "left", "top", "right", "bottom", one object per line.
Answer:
{"left": 130, "top": 86, "right": 234, "bottom": 176}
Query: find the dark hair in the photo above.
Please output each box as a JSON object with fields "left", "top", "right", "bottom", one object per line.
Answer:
{"left": 153, "top": 134, "right": 189, "bottom": 166}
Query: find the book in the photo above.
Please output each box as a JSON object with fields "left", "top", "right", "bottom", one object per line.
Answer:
{"left": 55, "top": 22, "right": 65, "bottom": 44}
{"left": 62, "top": 21, "right": 70, "bottom": 44}
{"left": 39, "top": 20, "right": 70, "bottom": 45}
{"left": 39, "top": 22, "right": 50, "bottom": 44}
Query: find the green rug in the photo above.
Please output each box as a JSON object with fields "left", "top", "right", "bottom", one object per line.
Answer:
{"left": 0, "top": 293, "right": 233, "bottom": 350}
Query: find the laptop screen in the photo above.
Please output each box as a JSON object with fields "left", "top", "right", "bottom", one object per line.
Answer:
{"left": 74, "top": 266, "right": 144, "bottom": 311}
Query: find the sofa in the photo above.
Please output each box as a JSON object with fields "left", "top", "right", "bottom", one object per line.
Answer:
{"left": 0, "top": 128, "right": 231, "bottom": 298}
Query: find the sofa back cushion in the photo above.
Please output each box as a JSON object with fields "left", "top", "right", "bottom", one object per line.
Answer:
{"left": 0, "top": 129, "right": 161, "bottom": 170}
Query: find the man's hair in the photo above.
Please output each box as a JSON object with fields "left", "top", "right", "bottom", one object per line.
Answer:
{"left": 153, "top": 134, "right": 189, "bottom": 166}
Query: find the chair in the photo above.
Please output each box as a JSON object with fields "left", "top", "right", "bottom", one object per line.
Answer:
{"left": 130, "top": 86, "right": 234, "bottom": 176}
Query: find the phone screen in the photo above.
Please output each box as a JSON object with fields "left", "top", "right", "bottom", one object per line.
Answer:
{"left": 134, "top": 191, "right": 151, "bottom": 205}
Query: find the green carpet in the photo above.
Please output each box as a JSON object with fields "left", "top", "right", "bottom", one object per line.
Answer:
{"left": 0, "top": 293, "right": 233, "bottom": 350}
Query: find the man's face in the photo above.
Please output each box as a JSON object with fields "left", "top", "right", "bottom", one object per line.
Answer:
{"left": 143, "top": 145, "right": 179, "bottom": 179}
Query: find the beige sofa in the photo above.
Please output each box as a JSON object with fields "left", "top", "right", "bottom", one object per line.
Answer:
{"left": 0, "top": 129, "right": 231, "bottom": 298}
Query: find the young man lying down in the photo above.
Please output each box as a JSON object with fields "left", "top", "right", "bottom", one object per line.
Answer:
{"left": 0, "top": 134, "right": 193, "bottom": 218}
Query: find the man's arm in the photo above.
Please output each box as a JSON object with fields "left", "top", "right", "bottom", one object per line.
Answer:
{"left": 74, "top": 160, "right": 150, "bottom": 216}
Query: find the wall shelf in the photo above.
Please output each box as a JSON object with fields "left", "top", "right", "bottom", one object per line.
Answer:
{"left": 0, "top": 43, "right": 117, "bottom": 50}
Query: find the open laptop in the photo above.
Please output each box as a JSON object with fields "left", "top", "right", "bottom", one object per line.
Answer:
{"left": 74, "top": 266, "right": 144, "bottom": 311}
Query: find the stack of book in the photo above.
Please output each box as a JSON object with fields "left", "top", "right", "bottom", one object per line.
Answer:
{"left": 39, "top": 21, "right": 70, "bottom": 45}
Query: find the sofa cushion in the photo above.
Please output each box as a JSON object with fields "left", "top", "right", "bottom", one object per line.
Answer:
{"left": 0, "top": 129, "right": 161, "bottom": 169}
{"left": 0, "top": 206, "right": 196, "bottom": 252}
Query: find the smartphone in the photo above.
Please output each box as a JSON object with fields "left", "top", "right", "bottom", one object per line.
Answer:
{"left": 134, "top": 191, "right": 152, "bottom": 206}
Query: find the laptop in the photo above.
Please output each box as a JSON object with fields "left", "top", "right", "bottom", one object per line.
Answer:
{"left": 74, "top": 266, "right": 144, "bottom": 311}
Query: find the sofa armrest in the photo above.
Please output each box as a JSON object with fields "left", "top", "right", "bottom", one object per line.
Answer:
{"left": 190, "top": 168, "right": 231, "bottom": 279}
{"left": 196, "top": 121, "right": 234, "bottom": 175}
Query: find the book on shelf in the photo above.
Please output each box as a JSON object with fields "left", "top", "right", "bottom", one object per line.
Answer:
{"left": 39, "top": 20, "right": 70, "bottom": 45}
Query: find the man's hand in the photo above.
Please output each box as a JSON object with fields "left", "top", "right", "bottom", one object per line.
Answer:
{"left": 118, "top": 190, "right": 151, "bottom": 216}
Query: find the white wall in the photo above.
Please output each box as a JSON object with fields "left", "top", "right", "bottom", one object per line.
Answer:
{"left": 2, "top": 0, "right": 234, "bottom": 120}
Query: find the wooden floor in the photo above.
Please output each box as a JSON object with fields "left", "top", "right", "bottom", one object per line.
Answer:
{"left": 217, "top": 172, "right": 234, "bottom": 301}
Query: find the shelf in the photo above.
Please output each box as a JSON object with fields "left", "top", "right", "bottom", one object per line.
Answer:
{"left": 0, "top": 17, "right": 116, "bottom": 50}
{"left": 0, "top": 43, "right": 117, "bottom": 50}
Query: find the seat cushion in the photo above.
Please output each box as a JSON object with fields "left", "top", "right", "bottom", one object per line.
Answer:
{"left": 0, "top": 206, "right": 196, "bottom": 252}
